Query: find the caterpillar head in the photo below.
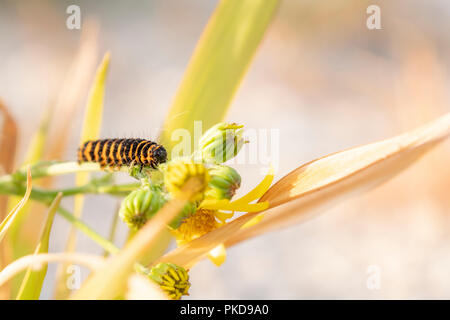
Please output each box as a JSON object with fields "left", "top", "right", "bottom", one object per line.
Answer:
{"left": 153, "top": 145, "right": 168, "bottom": 165}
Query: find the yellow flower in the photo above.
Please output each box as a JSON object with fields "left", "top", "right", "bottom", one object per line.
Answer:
{"left": 200, "top": 166, "right": 274, "bottom": 215}
{"left": 171, "top": 208, "right": 220, "bottom": 245}
{"left": 170, "top": 168, "right": 274, "bottom": 266}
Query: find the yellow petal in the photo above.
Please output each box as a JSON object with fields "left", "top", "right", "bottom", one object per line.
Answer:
{"left": 231, "top": 167, "right": 274, "bottom": 205}
{"left": 215, "top": 211, "right": 234, "bottom": 224}
{"left": 207, "top": 243, "right": 227, "bottom": 266}
{"left": 200, "top": 199, "right": 229, "bottom": 209}
{"left": 241, "top": 214, "right": 264, "bottom": 229}
{"left": 199, "top": 168, "right": 273, "bottom": 212}
{"left": 201, "top": 199, "right": 269, "bottom": 212}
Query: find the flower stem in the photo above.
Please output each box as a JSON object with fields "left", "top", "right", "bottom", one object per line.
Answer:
{"left": 0, "top": 160, "right": 167, "bottom": 270}
{"left": 0, "top": 178, "right": 122, "bottom": 255}
{"left": 0, "top": 177, "right": 139, "bottom": 201}
{"left": 57, "top": 207, "right": 120, "bottom": 255}
{"left": 0, "top": 161, "right": 141, "bottom": 185}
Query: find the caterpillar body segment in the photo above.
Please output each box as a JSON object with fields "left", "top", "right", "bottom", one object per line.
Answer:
{"left": 78, "top": 138, "right": 167, "bottom": 170}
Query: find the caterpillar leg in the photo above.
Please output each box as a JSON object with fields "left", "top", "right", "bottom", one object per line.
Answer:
{"left": 99, "top": 159, "right": 108, "bottom": 170}
{"left": 111, "top": 163, "right": 122, "bottom": 172}
{"left": 126, "top": 160, "right": 140, "bottom": 173}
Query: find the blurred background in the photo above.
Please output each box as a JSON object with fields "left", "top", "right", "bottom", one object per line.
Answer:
{"left": 1, "top": 0, "right": 450, "bottom": 299}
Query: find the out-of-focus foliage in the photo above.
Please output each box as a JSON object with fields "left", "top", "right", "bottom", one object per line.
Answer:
{"left": 160, "top": 0, "right": 280, "bottom": 153}
{"left": 16, "top": 193, "right": 61, "bottom": 300}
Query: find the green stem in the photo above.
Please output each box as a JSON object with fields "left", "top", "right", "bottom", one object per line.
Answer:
{"left": 57, "top": 207, "right": 119, "bottom": 255}
{"left": 57, "top": 206, "right": 158, "bottom": 277}
{"left": 104, "top": 204, "right": 121, "bottom": 257}
{"left": 0, "top": 162, "right": 103, "bottom": 184}
{"left": 0, "top": 160, "right": 169, "bottom": 272}
{"left": 0, "top": 179, "right": 139, "bottom": 202}
{"left": 0, "top": 181, "right": 121, "bottom": 255}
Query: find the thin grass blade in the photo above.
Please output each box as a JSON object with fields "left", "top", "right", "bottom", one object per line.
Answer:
{"left": 15, "top": 193, "right": 62, "bottom": 300}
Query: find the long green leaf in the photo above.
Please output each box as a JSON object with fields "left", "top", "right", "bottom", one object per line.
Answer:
{"left": 78, "top": 52, "right": 110, "bottom": 144}
{"left": 15, "top": 193, "right": 62, "bottom": 300}
{"left": 159, "top": 0, "right": 280, "bottom": 153}
{"left": 74, "top": 51, "right": 110, "bottom": 218}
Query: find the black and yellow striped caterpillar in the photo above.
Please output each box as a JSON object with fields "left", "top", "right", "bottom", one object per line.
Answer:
{"left": 77, "top": 138, "right": 167, "bottom": 169}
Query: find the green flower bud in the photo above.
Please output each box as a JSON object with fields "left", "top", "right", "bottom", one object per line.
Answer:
{"left": 163, "top": 159, "right": 210, "bottom": 202}
{"left": 205, "top": 165, "right": 241, "bottom": 200}
{"left": 147, "top": 263, "right": 190, "bottom": 300}
{"left": 199, "top": 122, "right": 245, "bottom": 164}
{"left": 119, "top": 185, "right": 166, "bottom": 230}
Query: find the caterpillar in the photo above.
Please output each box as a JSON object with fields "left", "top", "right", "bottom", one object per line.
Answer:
{"left": 77, "top": 138, "right": 167, "bottom": 169}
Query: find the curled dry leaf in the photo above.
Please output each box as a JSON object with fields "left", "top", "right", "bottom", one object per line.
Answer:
{"left": 227, "top": 111, "right": 450, "bottom": 245}
{"left": 158, "top": 112, "right": 450, "bottom": 268}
